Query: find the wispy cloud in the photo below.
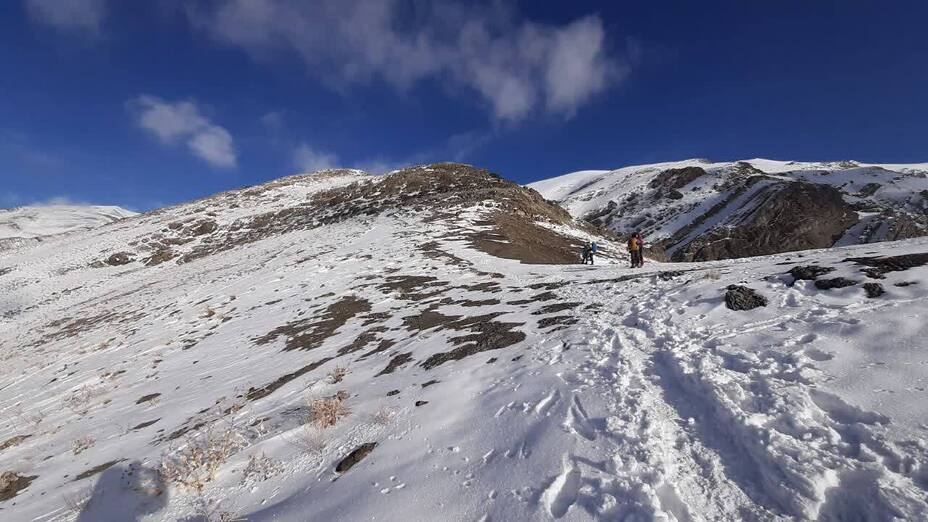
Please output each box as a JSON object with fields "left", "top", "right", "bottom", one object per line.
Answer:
{"left": 291, "top": 127, "right": 491, "bottom": 176}
{"left": 24, "top": 0, "right": 107, "bottom": 36}
{"left": 186, "top": 0, "right": 625, "bottom": 123}
{"left": 292, "top": 144, "right": 338, "bottom": 173}
{"left": 128, "top": 95, "right": 237, "bottom": 169}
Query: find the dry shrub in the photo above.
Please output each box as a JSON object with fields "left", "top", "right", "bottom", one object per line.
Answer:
{"left": 71, "top": 436, "right": 95, "bottom": 455}
{"left": 283, "top": 425, "right": 328, "bottom": 455}
{"left": 328, "top": 366, "right": 348, "bottom": 384}
{"left": 308, "top": 391, "right": 351, "bottom": 429}
{"left": 160, "top": 427, "right": 247, "bottom": 493}
{"left": 370, "top": 407, "right": 395, "bottom": 426}
{"left": 63, "top": 384, "right": 108, "bottom": 414}
{"left": 242, "top": 453, "right": 282, "bottom": 483}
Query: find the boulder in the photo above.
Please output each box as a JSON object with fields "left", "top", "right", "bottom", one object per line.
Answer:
{"left": 725, "top": 285, "right": 767, "bottom": 311}
{"left": 105, "top": 252, "right": 133, "bottom": 266}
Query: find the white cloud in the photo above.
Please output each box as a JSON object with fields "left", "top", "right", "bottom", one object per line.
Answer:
{"left": 292, "top": 144, "right": 338, "bottom": 173}
{"left": 186, "top": 0, "right": 624, "bottom": 122}
{"left": 261, "top": 111, "right": 284, "bottom": 131}
{"left": 25, "top": 0, "right": 107, "bottom": 35}
{"left": 129, "top": 95, "right": 237, "bottom": 169}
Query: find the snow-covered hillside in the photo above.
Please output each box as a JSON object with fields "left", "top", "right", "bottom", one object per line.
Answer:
{"left": 0, "top": 205, "right": 136, "bottom": 251}
{"left": 530, "top": 159, "right": 928, "bottom": 261}
{"left": 2, "top": 163, "right": 927, "bottom": 521}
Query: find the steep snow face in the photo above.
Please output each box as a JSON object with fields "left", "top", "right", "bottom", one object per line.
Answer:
{"left": 2, "top": 164, "right": 928, "bottom": 521}
{"left": 530, "top": 159, "right": 928, "bottom": 260}
{"left": 0, "top": 205, "right": 137, "bottom": 250}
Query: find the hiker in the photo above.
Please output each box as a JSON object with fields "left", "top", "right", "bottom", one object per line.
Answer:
{"left": 628, "top": 232, "right": 642, "bottom": 268}
{"left": 634, "top": 232, "right": 645, "bottom": 268}
{"left": 588, "top": 241, "right": 598, "bottom": 265}
{"left": 581, "top": 244, "right": 591, "bottom": 264}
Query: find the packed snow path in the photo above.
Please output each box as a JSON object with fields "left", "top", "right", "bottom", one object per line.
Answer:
{"left": 1, "top": 169, "right": 927, "bottom": 520}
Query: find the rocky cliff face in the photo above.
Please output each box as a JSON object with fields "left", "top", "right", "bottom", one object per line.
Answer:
{"left": 530, "top": 158, "right": 928, "bottom": 261}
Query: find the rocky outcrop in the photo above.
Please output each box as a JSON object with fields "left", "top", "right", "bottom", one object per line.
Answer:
{"left": 649, "top": 167, "right": 707, "bottom": 190}
{"left": 671, "top": 181, "right": 857, "bottom": 261}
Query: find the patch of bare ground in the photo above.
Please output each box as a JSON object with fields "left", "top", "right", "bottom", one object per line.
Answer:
{"left": 136, "top": 393, "right": 161, "bottom": 405}
{"left": 254, "top": 296, "right": 371, "bottom": 351}
{"left": 533, "top": 302, "right": 581, "bottom": 314}
{"left": 74, "top": 459, "right": 125, "bottom": 482}
{"left": 422, "top": 321, "right": 526, "bottom": 370}
{"left": 419, "top": 241, "right": 471, "bottom": 267}
{"left": 0, "top": 471, "right": 37, "bottom": 502}
{"left": 537, "top": 316, "right": 579, "bottom": 329}
{"left": 358, "top": 339, "right": 397, "bottom": 360}
{"left": 245, "top": 357, "right": 335, "bottom": 401}
{"left": 0, "top": 434, "right": 30, "bottom": 452}
{"left": 377, "top": 352, "right": 413, "bottom": 376}
{"left": 508, "top": 291, "right": 559, "bottom": 305}
{"left": 132, "top": 419, "right": 160, "bottom": 431}
{"left": 469, "top": 213, "right": 588, "bottom": 264}
{"left": 337, "top": 328, "right": 388, "bottom": 356}
{"left": 845, "top": 252, "right": 928, "bottom": 278}
{"left": 377, "top": 276, "right": 449, "bottom": 301}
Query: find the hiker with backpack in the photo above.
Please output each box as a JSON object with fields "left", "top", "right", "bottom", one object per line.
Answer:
{"left": 628, "top": 232, "right": 644, "bottom": 268}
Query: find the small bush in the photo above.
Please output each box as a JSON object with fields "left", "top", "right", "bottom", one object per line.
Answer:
{"left": 308, "top": 392, "right": 351, "bottom": 429}
{"left": 242, "top": 453, "right": 282, "bottom": 483}
{"left": 160, "top": 427, "right": 247, "bottom": 493}
{"left": 328, "top": 366, "right": 348, "bottom": 384}
{"left": 71, "top": 436, "right": 95, "bottom": 455}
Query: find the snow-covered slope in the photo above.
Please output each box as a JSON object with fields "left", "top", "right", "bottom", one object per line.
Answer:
{"left": 2, "top": 163, "right": 928, "bottom": 521}
{"left": 530, "top": 158, "right": 928, "bottom": 261}
{"left": 0, "top": 205, "right": 136, "bottom": 250}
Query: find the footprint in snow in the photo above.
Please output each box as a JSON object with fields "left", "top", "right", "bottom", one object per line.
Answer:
{"left": 542, "top": 457, "right": 581, "bottom": 518}
{"left": 564, "top": 395, "right": 596, "bottom": 441}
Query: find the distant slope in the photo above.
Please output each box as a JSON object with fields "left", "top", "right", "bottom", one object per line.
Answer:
{"left": 530, "top": 158, "right": 928, "bottom": 261}
{"left": 0, "top": 204, "right": 136, "bottom": 250}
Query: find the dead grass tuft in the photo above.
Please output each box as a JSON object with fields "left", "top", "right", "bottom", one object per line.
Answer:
{"left": 71, "top": 436, "right": 95, "bottom": 455}
{"left": 327, "top": 366, "right": 348, "bottom": 384}
{"left": 308, "top": 391, "right": 351, "bottom": 429}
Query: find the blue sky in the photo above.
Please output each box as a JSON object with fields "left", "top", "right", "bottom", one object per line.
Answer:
{"left": 2, "top": 0, "right": 927, "bottom": 211}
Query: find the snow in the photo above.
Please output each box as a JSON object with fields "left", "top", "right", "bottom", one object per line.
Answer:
{"left": 0, "top": 205, "right": 137, "bottom": 252}
{"left": 1, "top": 169, "right": 927, "bottom": 520}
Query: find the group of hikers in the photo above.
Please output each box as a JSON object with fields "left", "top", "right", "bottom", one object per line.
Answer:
{"left": 580, "top": 231, "right": 645, "bottom": 268}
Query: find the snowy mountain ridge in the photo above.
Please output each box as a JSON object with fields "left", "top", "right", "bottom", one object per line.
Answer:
{"left": 530, "top": 158, "right": 928, "bottom": 261}
{"left": 0, "top": 204, "right": 137, "bottom": 251}
{"left": 1, "top": 163, "right": 927, "bottom": 521}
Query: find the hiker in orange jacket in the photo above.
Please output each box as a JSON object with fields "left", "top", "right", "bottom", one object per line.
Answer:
{"left": 628, "top": 232, "right": 644, "bottom": 268}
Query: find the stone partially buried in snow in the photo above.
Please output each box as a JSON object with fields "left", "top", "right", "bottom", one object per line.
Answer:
{"left": 725, "top": 285, "right": 767, "bottom": 311}
{"left": 335, "top": 443, "right": 377, "bottom": 473}
{"left": 863, "top": 282, "right": 885, "bottom": 298}
{"left": 105, "top": 252, "right": 133, "bottom": 266}
{"left": 787, "top": 265, "right": 835, "bottom": 283}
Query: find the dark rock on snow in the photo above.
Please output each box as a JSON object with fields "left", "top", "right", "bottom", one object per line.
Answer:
{"left": 863, "top": 282, "right": 885, "bottom": 298}
{"left": 335, "top": 443, "right": 377, "bottom": 473}
{"left": 814, "top": 277, "right": 858, "bottom": 290}
{"left": 105, "top": 252, "right": 133, "bottom": 266}
{"left": 725, "top": 285, "right": 767, "bottom": 311}
{"left": 787, "top": 265, "right": 835, "bottom": 283}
